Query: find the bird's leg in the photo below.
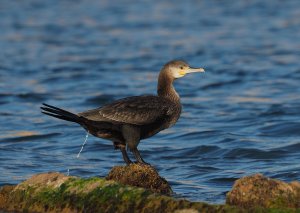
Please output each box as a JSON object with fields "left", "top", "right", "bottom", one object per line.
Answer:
{"left": 132, "top": 147, "right": 150, "bottom": 165}
{"left": 113, "top": 142, "right": 132, "bottom": 165}
{"left": 122, "top": 125, "right": 150, "bottom": 165}
{"left": 120, "top": 146, "right": 133, "bottom": 165}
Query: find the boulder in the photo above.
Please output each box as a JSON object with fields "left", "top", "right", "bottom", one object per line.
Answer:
{"left": 226, "top": 173, "right": 300, "bottom": 208}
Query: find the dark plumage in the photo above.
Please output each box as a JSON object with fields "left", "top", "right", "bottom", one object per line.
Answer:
{"left": 41, "top": 60, "right": 205, "bottom": 165}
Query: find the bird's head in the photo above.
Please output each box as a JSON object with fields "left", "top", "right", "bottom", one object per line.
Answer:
{"left": 164, "top": 60, "right": 205, "bottom": 79}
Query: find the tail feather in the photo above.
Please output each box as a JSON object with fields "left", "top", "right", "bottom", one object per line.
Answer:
{"left": 42, "top": 103, "right": 76, "bottom": 117}
{"left": 41, "top": 103, "right": 81, "bottom": 124}
{"left": 41, "top": 111, "right": 78, "bottom": 123}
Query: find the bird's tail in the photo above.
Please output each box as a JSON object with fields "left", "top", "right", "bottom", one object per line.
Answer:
{"left": 41, "top": 103, "right": 81, "bottom": 124}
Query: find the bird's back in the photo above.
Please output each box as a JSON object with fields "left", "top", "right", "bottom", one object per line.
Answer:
{"left": 78, "top": 95, "right": 181, "bottom": 127}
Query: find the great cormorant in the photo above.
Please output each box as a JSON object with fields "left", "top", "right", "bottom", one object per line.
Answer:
{"left": 41, "top": 60, "right": 205, "bottom": 165}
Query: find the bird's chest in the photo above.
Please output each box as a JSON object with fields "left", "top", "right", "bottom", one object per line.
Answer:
{"left": 140, "top": 108, "right": 181, "bottom": 139}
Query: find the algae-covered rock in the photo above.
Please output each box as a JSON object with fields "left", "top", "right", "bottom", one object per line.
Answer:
{"left": 1, "top": 172, "right": 299, "bottom": 213}
{"left": 0, "top": 172, "right": 226, "bottom": 213}
{"left": 226, "top": 173, "right": 300, "bottom": 209}
{"left": 106, "top": 164, "right": 172, "bottom": 195}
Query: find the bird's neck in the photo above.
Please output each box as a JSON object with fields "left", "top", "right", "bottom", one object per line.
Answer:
{"left": 157, "top": 70, "right": 180, "bottom": 103}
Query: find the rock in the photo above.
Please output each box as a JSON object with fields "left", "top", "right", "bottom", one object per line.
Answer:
{"left": 0, "top": 172, "right": 226, "bottom": 213}
{"left": 106, "top": 164, "right": 172, "bottom": 195}
{"left": 1, "top": 172, "right": 299, "bottom": 212}
{"left": 226, "top": 173, "right": 300, "bottom": 208}
{"left": 15, "top": 172, "right": 74, "bottom": 190}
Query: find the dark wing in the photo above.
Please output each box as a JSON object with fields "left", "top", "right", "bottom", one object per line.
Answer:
{"left": 79, "top": 95, "right": 174, "bottom": 125}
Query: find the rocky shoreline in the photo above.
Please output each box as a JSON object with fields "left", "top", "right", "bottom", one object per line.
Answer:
{"left": 0, "top": 164, "right": 299, "bottom": 213}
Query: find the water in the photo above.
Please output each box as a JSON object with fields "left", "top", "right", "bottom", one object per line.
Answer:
{"left": 0, "top": 0, "right": 300, "bottom": 204}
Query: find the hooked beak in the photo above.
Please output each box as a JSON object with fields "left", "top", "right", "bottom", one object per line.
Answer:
{"left": 186, "top": 67, "right": 205, "bottom": 73}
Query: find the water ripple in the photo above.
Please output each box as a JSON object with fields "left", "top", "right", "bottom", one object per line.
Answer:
{"left": 259, "top": 122, "right": 300, "bottom": 136}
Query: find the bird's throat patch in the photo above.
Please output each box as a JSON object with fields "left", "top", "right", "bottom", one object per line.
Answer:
{"left": 179, "top": 70, "right": 186, "bottom": 76}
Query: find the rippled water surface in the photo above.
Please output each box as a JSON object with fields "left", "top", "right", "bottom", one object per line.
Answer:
{"left": 0, "top": 0, "right": 300, "bottom": 203}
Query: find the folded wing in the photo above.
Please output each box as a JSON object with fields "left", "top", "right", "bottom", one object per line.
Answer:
{"left": 79, "top": 95, "right": 174, "bottom": 125}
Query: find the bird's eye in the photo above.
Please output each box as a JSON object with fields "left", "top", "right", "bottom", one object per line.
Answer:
{"left": 180, "top": 66, "right": 184, "bottom": 70}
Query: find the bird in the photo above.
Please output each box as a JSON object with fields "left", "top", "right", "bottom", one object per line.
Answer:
{"left": 41, "top": 60, "right": 205, "bottom": 165}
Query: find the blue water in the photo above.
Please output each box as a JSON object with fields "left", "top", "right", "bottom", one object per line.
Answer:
{"left": 0, "top": 0, "right": 300, "bottom": 204}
